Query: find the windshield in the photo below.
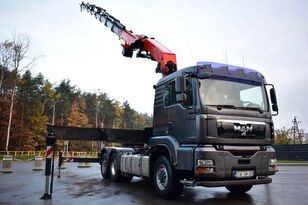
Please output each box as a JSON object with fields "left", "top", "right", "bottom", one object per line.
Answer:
{"left": 199, "top": 78, "right": 268, "bottom": 111}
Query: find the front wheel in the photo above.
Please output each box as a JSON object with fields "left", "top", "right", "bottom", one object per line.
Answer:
{"left": 153, "top": 156, "right": 183, "bottom": 198}
{"left": 226, "top": 185, "right": 253, "bottom": 194}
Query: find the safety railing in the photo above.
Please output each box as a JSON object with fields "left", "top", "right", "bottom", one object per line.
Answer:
{"left": 0, "top": 151, "right": 99, "bottom": 157}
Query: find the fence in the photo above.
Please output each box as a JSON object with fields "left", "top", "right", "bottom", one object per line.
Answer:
{"left": 273, "top": 144, "right": 308, "bottom": 161}
{"left": 2, "top": 145, "right": 308, "bottom": 160}
{"left": 0, "top": 151, "right": 99, "bottom": 157}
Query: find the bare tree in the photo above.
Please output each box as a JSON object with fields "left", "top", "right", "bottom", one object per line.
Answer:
{"left": 0, "top": 34, "right": 36, "bottom": 153}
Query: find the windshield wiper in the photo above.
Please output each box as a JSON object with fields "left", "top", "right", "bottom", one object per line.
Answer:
{"left": 207, "top": 104, "right": 237, "bottom": 110}
{"left": 238, "top": 106, "right": 263, "bottom": 113}
{"left": 207, "top": 105, "right": 263, "bottom": 113}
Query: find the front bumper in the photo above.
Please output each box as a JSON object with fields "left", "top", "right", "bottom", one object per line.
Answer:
{"left": 193, "top": 145, "right": 276, "bottom": 184}
{"left": 181, "top": 176, "right": 272, "bottom": 187}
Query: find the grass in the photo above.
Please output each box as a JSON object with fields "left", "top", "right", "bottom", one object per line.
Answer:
{"left": 14, "top": 155, "right": 36, "bottom": 160}
{"left": 277, "top": 160, "right": 308, "bottom": 163}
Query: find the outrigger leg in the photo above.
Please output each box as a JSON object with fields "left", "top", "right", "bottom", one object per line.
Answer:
{"left": 40, "top": 132, "right": 56, "bottom": 200}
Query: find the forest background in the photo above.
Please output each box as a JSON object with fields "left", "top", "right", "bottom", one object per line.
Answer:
{"left": 0, "top": 34, "right": 152, "bottom": 152}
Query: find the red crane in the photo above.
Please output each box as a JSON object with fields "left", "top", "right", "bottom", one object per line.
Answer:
{"left": 80, "top": 2, "right": 177, "bottom": 76}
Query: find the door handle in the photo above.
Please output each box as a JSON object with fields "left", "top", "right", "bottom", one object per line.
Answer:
{"left": 168, "top": 122, "right": 173, "bottom": 130}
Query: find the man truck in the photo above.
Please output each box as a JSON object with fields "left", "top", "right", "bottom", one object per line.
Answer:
{"left": 42, "top": 2, "right": 279, "bottom": 199}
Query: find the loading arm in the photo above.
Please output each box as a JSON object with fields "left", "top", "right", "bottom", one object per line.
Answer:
{"left": 80, "top": 2, "right": 177, "bottom": 76}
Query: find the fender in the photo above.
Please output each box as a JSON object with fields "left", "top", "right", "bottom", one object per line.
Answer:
{"left": 100, "top": 147, "right": 134, "bottom": 165}
{"left": 148, "top": 135, "right": 180, "bottom": 164}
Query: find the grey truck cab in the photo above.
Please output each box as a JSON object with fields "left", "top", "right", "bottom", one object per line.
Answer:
{"left": 150, "top": 61, "right": 278, "bottom": 195}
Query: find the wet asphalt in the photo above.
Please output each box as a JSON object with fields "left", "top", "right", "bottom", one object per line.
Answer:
{"left": 0, "top": 161, "right": 307, "bottom": 205}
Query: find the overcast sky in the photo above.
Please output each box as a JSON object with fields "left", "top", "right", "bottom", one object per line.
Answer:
{"left": 1, "top": 0, "right": 308, "bottom": 131}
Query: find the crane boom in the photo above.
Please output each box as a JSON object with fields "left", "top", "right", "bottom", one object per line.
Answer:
{"left": 80, "top": 2, "right": 177, "bottom": 76}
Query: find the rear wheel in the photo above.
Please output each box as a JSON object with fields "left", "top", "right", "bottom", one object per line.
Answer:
{"left": 100, "top": 152, "right": 110, "bottom": 179}
{"left": 109, "top": 153, "right": 133, "bottom": 182}
{"left": 226, "top": 185, "right": 253, "bottom": 194}
{"left": 109, "top": 153, "right": 122, "bottom": 182}
{"left": 153, "top": 156, "right": 183, "bottom": 198}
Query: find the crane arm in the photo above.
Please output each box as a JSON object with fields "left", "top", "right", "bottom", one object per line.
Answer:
{"left": 80, "top": 2, "right": 177, "bottom": 76}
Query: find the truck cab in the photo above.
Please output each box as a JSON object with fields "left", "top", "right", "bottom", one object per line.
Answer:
{"left": 150, "top": 61, "right": 278, "bottom": 195}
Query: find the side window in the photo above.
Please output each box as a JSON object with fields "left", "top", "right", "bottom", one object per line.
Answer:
{"left": 164, "top": 81, "right": 176, "bottom": 106}
{"left": 184, "top": 77, "right": 193, "bottom": 107}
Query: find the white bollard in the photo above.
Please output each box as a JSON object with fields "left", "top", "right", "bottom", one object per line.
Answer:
{"left": 77, "top": 157, "right": 91, "bottom": 168}
{"left": 77, "top": 162, "right": 91, "bottom": 168}
{"left": 1, "top": 155, "right": 13, "bottom": 173}
{"left": 33, "top": 156, "right": 44, "bottom": 171}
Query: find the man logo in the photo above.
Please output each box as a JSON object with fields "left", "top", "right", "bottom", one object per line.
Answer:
{"left": 234, "top": 125, "right": 253, "bottom": 136}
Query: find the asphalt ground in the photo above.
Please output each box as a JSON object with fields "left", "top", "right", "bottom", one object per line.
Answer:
{"left": 0, "top": 161, "right": 307, "bottom": 205}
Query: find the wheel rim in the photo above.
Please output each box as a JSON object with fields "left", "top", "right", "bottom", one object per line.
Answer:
{"left": 156, "top": 164, "right": 168, "bottom": 191}
{"left": 111, "top": 160, "right": 116, "bottom": 176}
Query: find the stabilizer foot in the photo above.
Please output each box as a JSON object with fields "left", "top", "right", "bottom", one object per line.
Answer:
{"left": 40, "top": 193, "right": 52, "bottom": 200}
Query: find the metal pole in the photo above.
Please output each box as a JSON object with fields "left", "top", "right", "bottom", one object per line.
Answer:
{"left": 50, "top": 145, "right": 56, "bottom": 197}
{"left": 40, "top": 132, "right": 56, "bottom": 200}
{"left": 5, "top": 89, "right": 15, "bottom": 154}
{"left": 52, "top": 103, "right": 55, "bottom": 126}
{"left": 52, "top": 100, "right": 63, "bottom": 126}
{"left": 58, "top": 151, "right": 63, "bottom": 178}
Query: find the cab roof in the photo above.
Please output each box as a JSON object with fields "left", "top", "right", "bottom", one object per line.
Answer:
{"left": 157, "top": 61, "right": 267, "bottom": 86}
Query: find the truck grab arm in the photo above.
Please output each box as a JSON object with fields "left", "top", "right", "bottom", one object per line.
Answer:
{"left": 80, "top": 2, "right": 177, "bottom": 76}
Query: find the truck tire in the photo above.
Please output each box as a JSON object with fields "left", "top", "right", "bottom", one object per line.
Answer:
{"left": 153, "top": 156, "right": 183, "bottom": 198}
{"left": 109, "top": 153, "right": 133, "bottom": 182}
{"left": 109, "top": 153, "right": 122, "bottom": 182}
{"left": 226, "top": 185, "right": 253, "bottom": 194}
{"left": 100, "top": 152, "right": 110, "bottom": 179}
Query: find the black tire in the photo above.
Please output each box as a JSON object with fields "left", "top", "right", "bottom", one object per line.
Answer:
{"left": 226, "top": 185, "right": 253, "bottom": 194}
{"left": 153, "top": 156, "right": 183, "bottom": 199}
{"left": 109, "top": 153, "right": 133, "bottom": 183}
{"left": 109, "top": 153, "right": 122, "bottom": 182}
{"left": 100, "top": 152, "right": 110, "bottom": 179}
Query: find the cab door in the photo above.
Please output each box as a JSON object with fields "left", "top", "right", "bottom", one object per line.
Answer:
{"left": 164, "top": 77, "right": 198, "bottom": 144}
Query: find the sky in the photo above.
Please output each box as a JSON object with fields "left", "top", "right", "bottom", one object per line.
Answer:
{"left": 1, "top": 0, "right": 308, "bottom": 131}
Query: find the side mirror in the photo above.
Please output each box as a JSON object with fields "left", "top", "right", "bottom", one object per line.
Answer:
{"left": 175, "top": 76, "right": 185, "bottom": 93}
{"left": 266, "top": 84, "right": 278, "bottom": 115}
{"left": 176, "top": 93, "right": 187, "bottom": 103}
{"left": 270, "top": 88, "right": 277, "bottom": 104}
{"left": 272, "top": 104, "right": 278, "bottom": 112}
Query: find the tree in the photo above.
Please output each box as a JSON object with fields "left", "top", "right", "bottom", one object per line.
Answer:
{"left": 67, "top": 97, "right": 90, "bottom": 127}
{"left": 113, "top": 101, "right": 124, "bottom": 128}
{"left": 83, "top": 92, "right": 98, "bottom": 127}
{"left": 0, "top": 34, "right": 36, "bottom": 153}
{"left": 275, "top": 128, "right": 292, "bottom": 144}
{"left": 122, "top": 101, "right": 135, "bottom": 128}
{"left": 55, "top": 79, "right": 79, "bottom": 126}
{"left": 16, "top": 70, "right": 40, "bottom": 149}
{"left": 67, "top": 96, "right": 91, "bottom": 151}
{"left": 96, "top": 92, "right": 116, "bottom": 127}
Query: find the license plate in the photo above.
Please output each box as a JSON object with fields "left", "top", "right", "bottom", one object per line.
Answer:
{"left": 232, "top": 170, "right": 254, "bottom": 178}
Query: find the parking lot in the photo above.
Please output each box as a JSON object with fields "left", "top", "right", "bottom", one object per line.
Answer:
{"left": 0, "top": 161, "right": 307, "bottom": 205}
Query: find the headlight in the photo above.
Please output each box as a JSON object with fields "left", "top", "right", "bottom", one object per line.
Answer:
{"left": 269, "top": 159, "right": 277, "bottom": 166}
{"left": 269, "top": 159, "right": 278, "bottom": 172}
{"left": 197, "top": 159, "right": 214, "bottom": 166}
